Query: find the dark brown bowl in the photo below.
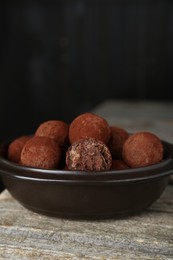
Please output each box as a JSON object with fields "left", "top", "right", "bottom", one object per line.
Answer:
{"left": 0, "top": 141, "right": 173, "bottom": 219}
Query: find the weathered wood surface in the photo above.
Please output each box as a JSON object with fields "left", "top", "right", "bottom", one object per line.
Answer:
{"left": 0, "top": 187, "right": 173, "bottom": 260}
{"left": 0, "top": 100, "right": 173, "bottom": 259}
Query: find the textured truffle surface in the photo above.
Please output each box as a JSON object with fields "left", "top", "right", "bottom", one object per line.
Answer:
{"left": 21, "top": 136, "right": 61, "bottom": 169}
{"left": 69, "top": 113, "right": 111, "bottom": 144}
{"left": 122, "top": 132, "right": 163, "bottom": 168}
{"left": 35, "top": 120, "right": 69, "bottom": 148}
{"left": 66, "top": 138, "right": 112, "bottom": 171}
{"left": 107, "top": 126, "right": 129, "bottom": 159}
{"left": 8, "top": 136, "right": 31, "bottom": 163}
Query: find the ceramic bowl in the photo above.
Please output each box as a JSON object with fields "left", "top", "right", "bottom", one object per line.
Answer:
{"left": 0, "top": 140, "right": 173, "bottom": 219}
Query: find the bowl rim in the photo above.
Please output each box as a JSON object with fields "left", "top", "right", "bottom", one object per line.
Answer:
{"left": 0, "top": 140, "right": 173, "bottom": 183}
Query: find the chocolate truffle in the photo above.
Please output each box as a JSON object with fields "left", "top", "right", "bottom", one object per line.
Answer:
{"left": 111, "top": 159, "right": 129, "bottom": 170}
{"left": 66, "top": 138, "right": 112, "bottom": 171}
{"left": 122, "top": 132, "right": 163, "bottom": 168}
{"left": 8, "top": 135, "right": 31, "bottom": 163}
{"left": 35, "top": 120, "right": 69, "bottom": 148}
{"left": 21, "top": 136, "right": 61, "bottom": 169}
{"left": 107, "top": 126, "right": 129, "bottom": 159}
{"left": 69, "top": 113, "right": 111, "bottom": 144}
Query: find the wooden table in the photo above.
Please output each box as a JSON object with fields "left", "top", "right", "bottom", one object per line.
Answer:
{"left": 0, "top": 100, "right": 173, "bottom": 259}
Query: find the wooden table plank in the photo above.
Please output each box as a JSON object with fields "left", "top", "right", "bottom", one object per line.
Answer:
{"left": 0, "top": 186, "right": 173, "bottom": 259}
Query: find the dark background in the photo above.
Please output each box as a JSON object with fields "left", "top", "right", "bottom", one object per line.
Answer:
{"left": 0, "top": 0, "right": 173, "bottom": 140}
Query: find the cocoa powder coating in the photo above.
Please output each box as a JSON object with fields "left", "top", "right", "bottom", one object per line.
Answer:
{"left": 35, "top": 120, "right": 69, "bottom": 148}
{"left": 122, "top": 132, "right": 163, "bottom": 168}
{"left": 8, "top": 135, "right": 31, "bottom": 163}
{"left": 107, "top": 126, "right": 129, "bottom": 159}
{"left": 111, "top": 159, "right": 129, "bottom": 170}
{"left": 21, "top": 136, "right": 61, "bottom": 169}
{"left": 69, "top": 113, "right": 111, "bottom": 144}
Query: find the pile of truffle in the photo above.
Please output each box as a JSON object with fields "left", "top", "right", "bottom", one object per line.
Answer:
{"left": 7, "top": 113, "right": 164, "bottom": 171}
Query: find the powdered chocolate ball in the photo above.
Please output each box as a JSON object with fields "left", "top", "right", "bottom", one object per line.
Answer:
{"left": 111, "top": 159, "right": 129, "bottom": 170}
{"left": 122, "top": 132, "right": 163, "bottom": 168}
{"left": 107, "top": 126, "right": 129, "bottom": 159}
{"left": 8, "top": 135, "right": 31, "bottom": 163}
{"left": 69, "top": 113, "right": 111, "bottom": 144}
{"left": 66, "top": 138, "right": 112, "bottom": 171}
{"left": 35, "top": 120, "right": 69, "bottom": 148}
{"left": 21, "top": 136, "right": 61, "bottom": 169}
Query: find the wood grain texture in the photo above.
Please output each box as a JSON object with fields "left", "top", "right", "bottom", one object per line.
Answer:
{"left": 0, "top": 186, "right": 173, "bottom": 260}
